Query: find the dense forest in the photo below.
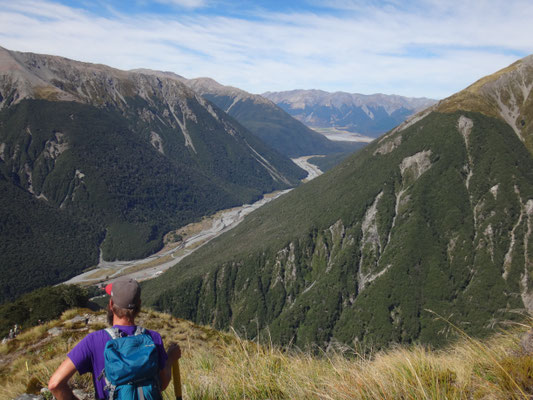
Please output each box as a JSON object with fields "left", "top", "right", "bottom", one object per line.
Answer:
{"left": 0, "top": 285, "right": 95, "bottom": 338}
{"left": 0, "top": 97, "right": 303, "bottom": 302}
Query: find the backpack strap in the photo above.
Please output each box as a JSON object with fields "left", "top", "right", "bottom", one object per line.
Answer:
{"left": 105, "top": 327, "right": 121, "bottom": 340}
{"left": 101, "top": 328, "right": 121, "bottom": 399}
{"left": 105, "top": 326, "right": 145, "bottom": 338}
{"left": 134, "top": 326, "right": 146, "bottom": 336}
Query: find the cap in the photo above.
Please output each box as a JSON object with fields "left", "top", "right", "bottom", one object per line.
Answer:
{"left": 105, "top": 279, "right": 141, "bottom": 309}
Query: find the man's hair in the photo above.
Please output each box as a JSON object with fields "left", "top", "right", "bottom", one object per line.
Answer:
{"left": 112, "top": 300, "right": 141, "bottom": 320}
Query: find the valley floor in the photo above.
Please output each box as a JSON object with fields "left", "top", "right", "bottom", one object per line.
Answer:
{"left": 64, "top": 156, "right": 324, "bottom": 287}
{"left": 312, "top": 127, "right": 375, "bottom": 143}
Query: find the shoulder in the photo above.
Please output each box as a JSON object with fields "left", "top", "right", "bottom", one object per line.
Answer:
{"left": 68, "top": 329, "right": 111, "bottom": 373}
{"left": 78, "top": 329, "right": 111, "bottom": 345}
{"left": 70, "top": 329, "right": 111, "bottom": 353}
{"left": 144, "top": 328, "right": 164, "bottom": 345}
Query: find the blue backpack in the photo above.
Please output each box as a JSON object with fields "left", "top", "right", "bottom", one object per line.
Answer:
{"left": 100, "top": 326, "right": 162, "bottom": 400}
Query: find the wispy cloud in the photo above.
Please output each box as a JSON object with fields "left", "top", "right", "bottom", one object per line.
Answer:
{"left": 152, "top": 0, "right": 208, "bottom": 9}
{"left": 0, "top": 0, "right": 531, "bottom": 98}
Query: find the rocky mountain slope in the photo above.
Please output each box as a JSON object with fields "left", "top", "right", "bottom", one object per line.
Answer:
{"left": 263, "top": 89, "right": 437, "bottom": 136}
{"left": 158, "top": 75, "right": 363, "bottom": 157}
{"left": 144, "top": 55, "right": 533, "bottom": 349}
{"left": 0, "top": 47, "right": 305, "bottom": 302}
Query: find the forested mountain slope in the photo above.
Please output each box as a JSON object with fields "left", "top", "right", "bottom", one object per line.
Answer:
{"left": 0, "top": 47, "right": 304, "bottom": 302}
{"left": 144, "top": 55, "right": 533, "bottom": 349}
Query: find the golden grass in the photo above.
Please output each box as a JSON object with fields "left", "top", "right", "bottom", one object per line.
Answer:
{"left": 435, "top": 58, "right": 525, "bottom": 118}
{"left": 33, "top": 86, "right": 62, "bottom": 101}
{"left": 172, "top": 327, "right": 532, "bottom": 400}
{"left": 1, "top": 309, "right": 531, "bottom": 400}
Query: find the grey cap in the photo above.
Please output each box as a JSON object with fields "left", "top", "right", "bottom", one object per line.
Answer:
{"left": 105, "top": 279, "right": 141, "bottom": 309}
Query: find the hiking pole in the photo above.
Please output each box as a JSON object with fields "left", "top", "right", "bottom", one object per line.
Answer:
{"left": 172, "top": 359, "right": 182, "bottom": 400}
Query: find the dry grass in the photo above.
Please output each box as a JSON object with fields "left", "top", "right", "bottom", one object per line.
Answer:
{"left": 1, "top": 309, "right": 532, "bottom": 400}
{"left": 172, "top": 326, "right": 532, "bottom": 400}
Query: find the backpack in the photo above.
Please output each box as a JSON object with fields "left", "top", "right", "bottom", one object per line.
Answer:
{"left": 100, "top": 326, "right": 162, "bottom": 400}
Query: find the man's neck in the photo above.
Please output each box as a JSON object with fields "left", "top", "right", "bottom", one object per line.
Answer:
{"left": 112, "top": 316, "right": 135, "bottom": 326}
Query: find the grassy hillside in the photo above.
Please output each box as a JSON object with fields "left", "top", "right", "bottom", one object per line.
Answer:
{"left": 143, "top": 110, "right": 533, "bottom": 349}
{"left": 1, "top": 308, "right": 531, "bottom": 400}
{"left": 0, "top": 285, "right": 93, "bottom": 338}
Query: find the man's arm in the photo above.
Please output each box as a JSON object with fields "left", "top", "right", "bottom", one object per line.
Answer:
{"left": 159, "top": 342, "right": 181, "bottom": 390}
{"left": 48, "top": 358, "right": 80, "bottom": 400}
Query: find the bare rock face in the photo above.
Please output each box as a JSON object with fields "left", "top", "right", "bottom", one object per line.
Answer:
{"left": 47, "top": 327, "right": 63, "bottom": 337}
{"left": 520, "top": 329, "right": 533, "bottom": 354}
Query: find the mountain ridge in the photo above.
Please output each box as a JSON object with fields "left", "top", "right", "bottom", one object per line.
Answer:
{"left": 262, "top": 89, "right": 437, "bottom": 136}
{"left": 152, "top": 74, "right": 364, "bottom": 158}
{"left": 144, "top": 54, "right": 533, "bottom": 349}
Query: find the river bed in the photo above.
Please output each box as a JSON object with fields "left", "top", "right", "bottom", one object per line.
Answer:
{"left": 64, "top": 156, "right": 323, "bottom": 286}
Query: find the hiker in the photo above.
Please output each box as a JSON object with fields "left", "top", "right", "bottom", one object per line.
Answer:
{"left": 48, "top": 278, "right": 181, "bottom": 399}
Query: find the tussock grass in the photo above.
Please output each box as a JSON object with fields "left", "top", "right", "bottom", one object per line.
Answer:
{"left": 1, "top": 309, "right": 531, "bottom": 400}
{"left": 169, "top": 323, "right": 533, "bottom": 400}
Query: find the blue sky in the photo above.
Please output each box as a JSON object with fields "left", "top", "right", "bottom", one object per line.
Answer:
{"left": 1, "top": 0, "right": 532, "bottom": 99}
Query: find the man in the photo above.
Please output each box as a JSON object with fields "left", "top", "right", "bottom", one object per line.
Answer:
{"left": 48, "top": 278, "right": 181, "bottom": 400}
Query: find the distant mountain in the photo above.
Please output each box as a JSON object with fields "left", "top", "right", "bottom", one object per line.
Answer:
{"left": 0, "top": 47, "right": 304, "bottom": 302}
{"left": 145, "top": 55, "right": 533, "bottom": 349}
{"left": 170, "top": 76, "right": 363, "bottom": 157}
{"left": 263, "top": 89, "right": 437, "bottom": 137}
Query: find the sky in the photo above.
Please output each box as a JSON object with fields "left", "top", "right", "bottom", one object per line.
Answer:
{"left": 0, "top": 0, "right": 532, "bottom": 99}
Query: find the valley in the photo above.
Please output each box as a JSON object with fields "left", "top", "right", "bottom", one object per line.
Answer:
{"left": 64, "top": 156, "right": 324, "bottom": 286}
{"left": 1, "top": 44, "right": 532, "bottom": 357}
{"left": 311, "top": 127, "right": 375, "bottom": 143}
{"left": 143, "top": 54, "right": 533, "bottom": 350}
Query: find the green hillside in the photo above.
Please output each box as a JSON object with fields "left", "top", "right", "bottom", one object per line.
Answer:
{"left": 143, "top": 55, "right": 533, "bottom": 350}
{"left": 144, "top": 106, "right": 533, "bottom": 349}
{"left": 0, "top": 47, "right": 305, "bottom": 302}
{"left": 0, "top": 97, "right": 303, "bottom": 301}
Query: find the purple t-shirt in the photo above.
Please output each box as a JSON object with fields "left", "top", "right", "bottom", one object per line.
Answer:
{"left": 68, "top": 325, "right": 168, "bottom": 399}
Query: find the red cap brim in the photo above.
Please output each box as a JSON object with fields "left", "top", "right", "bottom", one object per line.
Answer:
{"left": 105, "top": 283, "right": 113, "bottom": 296}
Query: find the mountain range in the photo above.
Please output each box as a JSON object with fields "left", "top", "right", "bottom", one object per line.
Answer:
{"left": 144, "top": 55, "right": 533, "bottom": 349}
{"left": 174, "top": 77, "right": 363, "bottom": 157}
{"left": 263, "top": 89, "right": 437, "bottom": 137}
{"left": 0, "top": 47, "right": 305, "bottom": 302}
